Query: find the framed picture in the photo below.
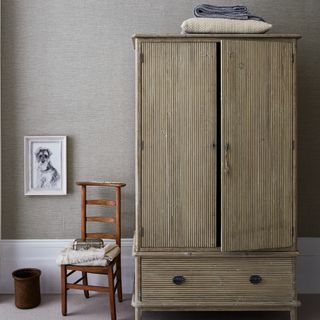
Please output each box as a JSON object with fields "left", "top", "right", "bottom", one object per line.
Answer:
{"left": 24, "top": 136, "right": 67, "bottom": 195}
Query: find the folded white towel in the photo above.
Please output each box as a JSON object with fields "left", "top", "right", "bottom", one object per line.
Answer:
{"left": 56, "top": 243, "right": 120, "bottom": 265}
{"left": 181, "top": 18, "right": 272, "bottom": 34}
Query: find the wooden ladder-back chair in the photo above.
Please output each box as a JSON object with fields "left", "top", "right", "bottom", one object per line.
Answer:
{"left": 61, "top": 181, "right": 126, "bottom": 320}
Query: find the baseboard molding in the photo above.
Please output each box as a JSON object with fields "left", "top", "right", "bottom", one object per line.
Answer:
{"left": 0, "top": 239, "right": 134, "bottom": 294}
{"left": 297, "top": 237, "right": 320, "bottom": 294}
{"left": 0, "top": 237, "right": 318, "bottom": 294}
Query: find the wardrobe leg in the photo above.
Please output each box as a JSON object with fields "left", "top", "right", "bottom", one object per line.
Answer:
{"left": 290, "top": 307, "right": 298, "bottom": 320}
{"left": 135, "top": 307, "right": 142, "bottom": 320}
{"left": 61, "top": 265, "right": 67, "bottom": 316}
{"left": 108, "top": 271, "right": 116, "bottom": 320}
{"left": 82, "top": 272, "right": 90, "bottom": 298}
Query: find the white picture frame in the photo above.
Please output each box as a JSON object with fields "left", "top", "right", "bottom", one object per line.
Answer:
{"left": 24, "top": 136, "right": 67, "bottom": 196}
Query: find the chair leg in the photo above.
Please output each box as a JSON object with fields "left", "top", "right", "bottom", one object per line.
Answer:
{"left": 108, "top": 271, "right": 116, "bottom": 320}
{"left": 116, "top": 257, "right": 123, "bottom": 302}
{"left": 82, "top": 272, "right": 90, "bottom": 298}
{"left": 61, "top": 265, "right": 67, "bottom": 316}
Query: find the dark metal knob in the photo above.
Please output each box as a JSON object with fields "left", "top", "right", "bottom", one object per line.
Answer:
{"left": 172, "top": 275, "right": 185, "bottom": 285}
{"left": 250, "top": 275, "right": 262, "bottom": 285}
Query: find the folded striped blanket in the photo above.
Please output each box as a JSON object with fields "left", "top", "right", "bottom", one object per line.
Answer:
{"left": 194, "top": 4, "right": 265, "bottom": 22}
{"left": 56, "top": 242, "right": 120, "bottom": 266}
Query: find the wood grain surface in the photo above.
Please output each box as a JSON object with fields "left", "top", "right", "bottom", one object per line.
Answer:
{"left": 139, "top": 41, "right": 217, "bottom": 249}
{"left": 221, "top": 39, "right": 295, "bottom": 251}
{"left": 140, "top": 257, "right": 295, "bottom": 304}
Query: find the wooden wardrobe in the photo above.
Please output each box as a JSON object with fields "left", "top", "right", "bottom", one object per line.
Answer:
{"left": 132, "top": 34, "right": 300, "bottom": 320}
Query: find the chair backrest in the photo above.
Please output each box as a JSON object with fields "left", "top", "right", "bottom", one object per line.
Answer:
{"left": 76, "top": 181, "right": 126, "bottom": 247}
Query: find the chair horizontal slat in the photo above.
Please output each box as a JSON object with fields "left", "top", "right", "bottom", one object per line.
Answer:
{"left": 86, "top": 232, "right": 116, "bottom": 239}
{"left": 77, "top": 181, "right": 126, "bottom": 188}
{"left": 86, "top": 199, "right": 116, "bottom": 206}
{"left": 67, "top": 283, "right": 110, "bottom": 292}
{"left": 86, "top": 216, "right": 116, "bottom": 223}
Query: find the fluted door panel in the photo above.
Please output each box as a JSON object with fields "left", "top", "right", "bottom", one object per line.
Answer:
{"left": 140, "top": 41, "right": 216, "bottom": 249}
{"left": 221, "top": 40, "right": 294, "bottom": 251}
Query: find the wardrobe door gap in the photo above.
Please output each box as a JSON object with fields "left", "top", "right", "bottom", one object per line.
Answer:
{"left": 216, "top": 42, "right": 222, "bottom": 248}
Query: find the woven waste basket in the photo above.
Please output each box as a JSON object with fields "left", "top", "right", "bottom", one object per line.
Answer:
{"left": 12, "top": 268, "right": 41, "bottom": 309}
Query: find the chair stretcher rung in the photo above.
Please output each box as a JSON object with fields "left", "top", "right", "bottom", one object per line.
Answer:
{"left": 114, "top": 268, "right": 121, "bottom": 278}
{"left": 67, "top": 283, "right": 110, "bottom": 292}
{"left": 73, "top": 276, "right": 85, "bottom": 285}
{"left": 66, "top": 270, "right": 76, "bottom": 277}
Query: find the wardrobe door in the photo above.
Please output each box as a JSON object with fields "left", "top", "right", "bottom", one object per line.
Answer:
{"left": 138, "top": 41, "right": 217, "bottom": 250}
{"left": 221, "top": 40, "right": 294, "bottom": 252}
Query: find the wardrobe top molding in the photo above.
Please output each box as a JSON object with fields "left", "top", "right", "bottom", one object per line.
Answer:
{"left": 132, "top": 33, "right": 301, "bottom": 48}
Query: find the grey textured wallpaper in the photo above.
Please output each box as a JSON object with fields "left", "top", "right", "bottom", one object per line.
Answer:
{"left": 1, "top": 0, "right": 319, "bottom": 238}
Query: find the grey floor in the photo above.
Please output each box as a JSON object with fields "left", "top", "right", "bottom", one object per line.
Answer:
{"left": 0, "top": 294, "right": 318, "bottom": 320}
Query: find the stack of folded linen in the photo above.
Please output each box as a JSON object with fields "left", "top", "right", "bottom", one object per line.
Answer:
{"left": 181, "top": 4, "right": 272, "bottom": 34}
{"left": 56, "top": 243, "right": 120, "bottom": 266}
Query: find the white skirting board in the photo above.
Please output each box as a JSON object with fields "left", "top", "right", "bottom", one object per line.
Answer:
{"left": 297, "top": 237, "right": 320, "bottom": 294}
{"left": 0, "top": 239, "right": 134, "bottom": 294}
{"left": 0, "top": 237, "right": 319, "bottom": 294}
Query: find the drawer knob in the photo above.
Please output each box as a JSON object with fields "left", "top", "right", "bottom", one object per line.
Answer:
{"left": 250, "top": 275, "right": 262, "bottom": 285}
{"left": 172, "top": 275, "right": 185, "bottom": 285}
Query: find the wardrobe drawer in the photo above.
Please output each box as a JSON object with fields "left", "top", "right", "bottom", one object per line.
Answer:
{"left": 140, "top": 257, "right": 295, "bottom": 304}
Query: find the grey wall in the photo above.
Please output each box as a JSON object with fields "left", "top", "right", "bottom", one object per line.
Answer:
{"left": 1, "top": 0, "right": 319, "bottom": 238}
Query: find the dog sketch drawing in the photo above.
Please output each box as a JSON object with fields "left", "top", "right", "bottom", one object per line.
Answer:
{"left": 34, "top": 147, "right": 60, "bottom": 189}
